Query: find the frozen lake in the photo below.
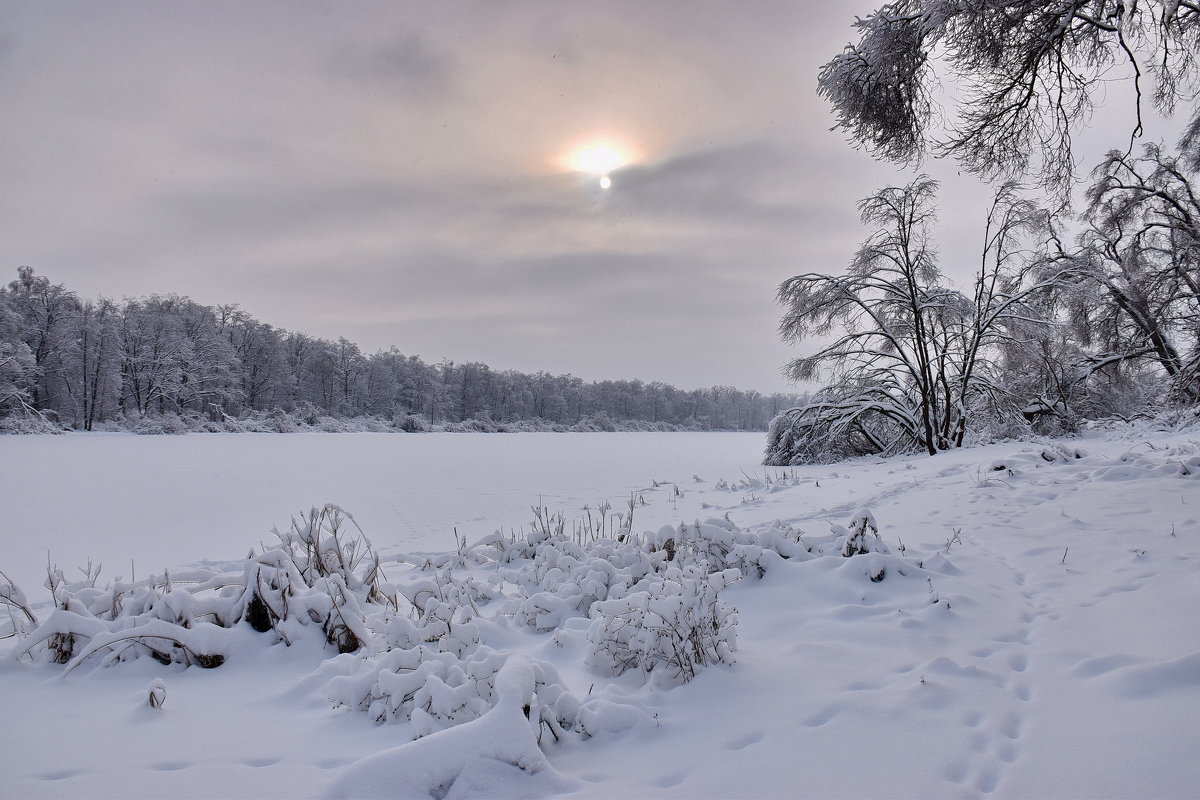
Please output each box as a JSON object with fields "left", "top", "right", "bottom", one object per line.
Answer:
{"left": 1, "top": 432, "right": 766, "bottom": 594}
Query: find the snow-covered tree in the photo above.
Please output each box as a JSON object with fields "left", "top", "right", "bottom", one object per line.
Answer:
{"left": 0, "top": 290, "right": 37, "bottom": 416}
{"left": 4, "top": 267, "right": 80, "bottom": 416}
{"left": 770, "top": 179, "right": 1070, "bottom": 462}
{"left": 1075, "top": 145, "right": 1200, "bottom": 402}
{"left": 0, "top": 268, "right": 806, "bottom": 432}
{"left": 820, "top": 0, "right": 1200, "bottom": 194}
{"left": 70, "top": 298, "right": 121, "bottom": 430}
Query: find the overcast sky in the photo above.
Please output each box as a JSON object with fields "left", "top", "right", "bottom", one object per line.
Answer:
{"left": 0, "top": 1, "right": 1161, "bottom": 394}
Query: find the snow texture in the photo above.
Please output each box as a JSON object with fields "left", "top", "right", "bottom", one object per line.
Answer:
{"left": 2, "top": 427, "right": 1200, "bottom": 798}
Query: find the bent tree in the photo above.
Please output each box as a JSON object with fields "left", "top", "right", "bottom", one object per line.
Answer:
{"left": 768, "top": 178, "right": 1070, "bottom": 463}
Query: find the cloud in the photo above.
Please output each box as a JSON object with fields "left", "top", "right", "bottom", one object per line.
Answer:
{"left": 327, "top": 34, "right": 455, "bottom": 100}
{"left": 0, "top": 0, "right": 884, "bottom": 393}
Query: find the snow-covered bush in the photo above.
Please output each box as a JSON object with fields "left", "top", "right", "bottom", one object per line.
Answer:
{"left": 832, "top": 509, "right": 889, "bottom": 582}
{"left": 0, "top": 569, "right": 38, "bottom": 640}
{"left": 396, "top": 412, "right": 428, "bottom": 432}
{"left": 2, "top": 494, "right": 928, "bottom": 756}
{"left": 325, "top": 640, "right": 580, "bottom": 741}
{"left": 663, "top": 518, "right": 809, "bottom": 579}
{"left": 586, "top": 565, "right": 740, "bottom": 687}
{"left": 0, "top": 408, "right": 62, "bottom": 434}
{"left": 836, "top": 509, "right": 885, "bottom": 557}
{"left": 8, "top": 504, "right": 384, "bottom": 672}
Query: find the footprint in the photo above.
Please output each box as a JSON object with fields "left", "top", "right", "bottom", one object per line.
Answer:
{"left": 1000, "top": 712, "right": 1023, "bottom": 740}
{"left": 152, "top": 761, "right": 192, "bottom": 772}
{"left": 1009, "top": 654, "right": 1028, "bottom": 672}
{"left": 242, "top": 757, "right": 281, "bottom": 768}
{"left": 961, "top": 710, "right": 984, "bottom": 728}
{"left": 942, "top": 758, "right": 969, "bottom": 784}
{"left": 976, "top": 766, "right": 999, "bottom": 793}
{"left": 997, "top": 742, "right": 1018, "bottom": 763}
{"left": 726, "top": 730, "right": 765, "bottom": 751}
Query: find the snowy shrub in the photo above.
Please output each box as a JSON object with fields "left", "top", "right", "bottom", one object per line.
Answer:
{"left": 325, "top": 642, "right": 580, "bottom": 741}
{"left": 7, "top": 504, "right": 387, "bottom": 672}
{"left": 831, "top": 509, "right": 890, "bottom": 582}
{"left": 128, "top": 412, "right": 191, "bottom": 435}
{"left": 397, "top": 413, "right": 428, "bottom": 432}
{"left": 268, "top": 407, "right": 297, "bottom": 433}
{"left": 586, "top": 564, "right": 739, "bottom": 687}
{"left": 575, "top": 697, "right": 654, "bottom": 738}
{"left": 666, "top": 518, "right": 809, "bottom": 579}
{"left": 836, "top": 509, "right": 885, "bottom": 557}
{"left": 269, "top": 505, "right": 385, "bottom": 599}
{"left": 0, "top": 492, "right": 888, "bottom": 754}
{"left": 147, "top": 677, "right": 167, "bottom": 709}
{"left": 0, "top": 408, "right": 62, "bottom": 434}
{"left": 0, "top": 569, "right": 38, "bottom": 640}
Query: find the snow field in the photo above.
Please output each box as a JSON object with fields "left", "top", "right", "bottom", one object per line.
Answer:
{"left": 2, "top": 429, "right": 1199, "bottom": 798}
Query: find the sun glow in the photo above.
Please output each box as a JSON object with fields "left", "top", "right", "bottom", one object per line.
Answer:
{"left": 570, "top": 144, "right": 627, "bottom": 175}
{"left": 559, "top": 138, "right": 637, "bottom": 188}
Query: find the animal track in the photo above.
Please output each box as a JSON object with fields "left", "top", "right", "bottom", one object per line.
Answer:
{"left": 1000, "top": 712, "right": 1022, "bottom": 740}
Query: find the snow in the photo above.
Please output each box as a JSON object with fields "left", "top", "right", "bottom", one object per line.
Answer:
{"left": 2, "top": 428, "right": 1199, "bottom": 798}
{"left": 0, "top": 432, "right": 766, "bottom": 599}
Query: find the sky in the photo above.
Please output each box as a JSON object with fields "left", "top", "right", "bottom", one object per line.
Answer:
{"left": 0, "top": 1, "right": 1171, "bottom": 394}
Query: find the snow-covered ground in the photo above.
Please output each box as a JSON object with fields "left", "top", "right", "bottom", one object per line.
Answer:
{"left": 2, "top": 428, "right": 1199, "bottom": 799}
{"left": 0, "top": 432, "right": 766, "bottom": 599}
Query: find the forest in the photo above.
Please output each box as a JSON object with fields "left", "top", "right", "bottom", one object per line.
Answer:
{"left": 0, "top": 268, "right": 804, "bottom": 434}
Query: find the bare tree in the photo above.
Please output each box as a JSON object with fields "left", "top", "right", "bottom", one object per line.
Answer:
{"left": 1074, "top": 144, "right": 1200, "bottom": 400}
{"left": 819, "top": 1, "right": 1200, "bottom": 194}
{"left": 769, "top": 178, "right": 1070, "bottom": 463}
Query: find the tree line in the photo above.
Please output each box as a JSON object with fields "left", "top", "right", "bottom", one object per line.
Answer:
{"left": 0, "top": 268, "right": 804, "bottom": 433}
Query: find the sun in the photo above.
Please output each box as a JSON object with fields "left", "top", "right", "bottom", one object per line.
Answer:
{"left": 559, "top": 139, "right": 635, "bottom": 189}
{"left": 570, "top": 145, "right": 626, "bottom": 175}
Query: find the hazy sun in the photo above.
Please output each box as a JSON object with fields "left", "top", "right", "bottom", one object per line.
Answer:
{"left": 570, "top": 145, "right": 626, "bottom": 175}
{"left": 560, "top": 139, "right": 635, "bottom": 189}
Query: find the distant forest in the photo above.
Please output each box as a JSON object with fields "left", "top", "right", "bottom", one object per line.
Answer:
{"left": 0, "top": 268, "right": 805, "bottom": 433}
